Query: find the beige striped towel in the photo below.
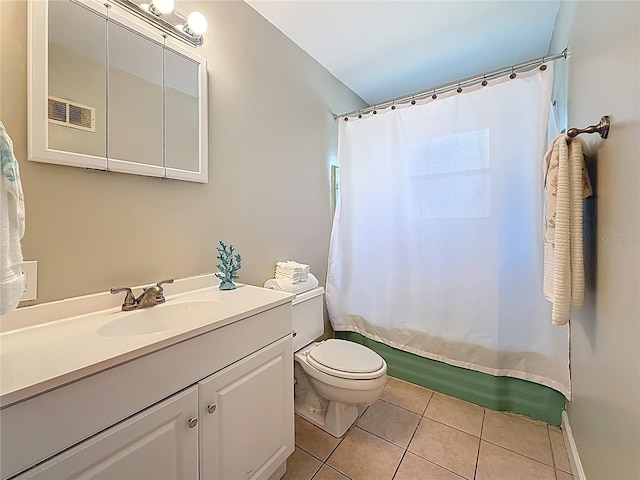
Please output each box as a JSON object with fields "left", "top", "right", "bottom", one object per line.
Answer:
{"left": 543, "top": 134, "right": 592, "bottom": 325}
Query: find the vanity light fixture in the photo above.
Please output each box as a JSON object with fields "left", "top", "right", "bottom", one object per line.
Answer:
{"left": 184, "top": 11, "right": 208, "bottom": 36}
{"left": 149, "top": 0, "right": 174, "bottom": 15}
{"left": 110, "top": 0, "right": 207, "bottom": 47}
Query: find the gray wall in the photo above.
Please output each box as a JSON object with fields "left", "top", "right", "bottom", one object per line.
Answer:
{"left": 0, "top": 1, "right": 365, "bottom": 306}
{"left": 7, "top": 5, "right": 638, "bottom": 476}
{"left": 552, "top": 2, "right": 640, "bottom": 478}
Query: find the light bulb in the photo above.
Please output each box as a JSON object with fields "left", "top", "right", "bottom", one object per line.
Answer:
{"left": 187, "top": 11, "right": 207, "bottom": 35}
{"left": 151, "top": 0, "right": 174, "bottom": 15}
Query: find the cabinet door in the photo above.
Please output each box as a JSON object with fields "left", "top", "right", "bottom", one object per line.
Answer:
{"left": 200, "top": 336, "right": 294, "bottom": 480}
{"left": 16, "top": 387, "right": 199, "bottom": 480}
{"left": 106, "top": 17, "right": 164, "bottom": 177}
{"left": 164, "top": 43, "right": 208, "bottom": 183}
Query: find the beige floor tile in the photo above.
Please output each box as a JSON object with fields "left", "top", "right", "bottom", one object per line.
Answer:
{"left": 424, "top": 393, "right": 485, "bottom": 437}
{"left": 394, "top": 452, "right": 465, "bottom": 480}
{"left": 356, "top": 399, "right": 421, "bottom": 448}
{"left": 556, "top": 469, "right": 575, "bottom": 480}
{"left": 475, "top": 441, "right": 556, "bottom": 480}
{"left": 549, "top": 427, "right": 572, "bottom": 473}
{"left": 408, "top": 418, "right": 479, "bottom": 479}
{"left": 284, "top": 447, "right": 322, "bottom": 480}
{"left": 312, "top": 465, "right": 350, "bottom": 480}
{"left": 327, "top": 427, "right": 404, "bottom": 480}
{"left": 295, "top": 414, "right": 342, "bottom": 461}
{"left": 379, "top": 377, "right": 433, "bottom": 414}
{"left": 482, "top": 409, "right": 553, "bottom": 466}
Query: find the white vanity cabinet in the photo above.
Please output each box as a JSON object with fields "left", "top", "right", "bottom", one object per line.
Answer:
{"left": 2, "top": 300, "right": 294, "bottom": 480}
{"left": 200, "top": 336, "right": 294, "bottom": 480}
{"left": 15, "top": 387, "right": 200, "bottom": 480}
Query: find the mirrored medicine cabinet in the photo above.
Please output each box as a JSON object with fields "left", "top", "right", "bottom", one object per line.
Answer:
{"left": 29, "top": 0, "right": 209, "bottom": 182}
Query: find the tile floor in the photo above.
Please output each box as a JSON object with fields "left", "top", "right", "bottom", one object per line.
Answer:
{"left": 284, "top": 377, "right": 575, "bottom": 480}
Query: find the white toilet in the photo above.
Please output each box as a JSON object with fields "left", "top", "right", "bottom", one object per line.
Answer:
{"left": 292, "top": 287, "right": 387, "bottom": 437}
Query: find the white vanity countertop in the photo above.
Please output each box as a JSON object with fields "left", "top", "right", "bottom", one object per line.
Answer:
{"left": 0, "top": 276, "right": 293, "bottom": 407}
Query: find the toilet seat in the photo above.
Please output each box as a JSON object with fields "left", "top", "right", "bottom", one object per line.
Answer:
{"left": 306, "top": 339, "right": 386, "bottom": 380}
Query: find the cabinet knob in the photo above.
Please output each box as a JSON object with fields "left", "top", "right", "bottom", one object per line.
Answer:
{"left": 207, "top": 404, "right": 216, "bottom": 414}
{"left": 188, "top": 417, "right": 198, "bottom": 428}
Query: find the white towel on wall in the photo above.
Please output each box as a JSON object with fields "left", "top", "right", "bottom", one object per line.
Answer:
{"left": 0, "top": 121, "right": 25, "bottom": 315}
{"left": 264, "top": 273, "right": 319, "bottom": 295}
{"left": 543, "top": 134, "right": 592, "bottom": 325}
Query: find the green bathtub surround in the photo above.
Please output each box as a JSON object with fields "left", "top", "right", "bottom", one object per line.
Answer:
{"left": 335, "top": 331, "right": 565, "bottom": 425}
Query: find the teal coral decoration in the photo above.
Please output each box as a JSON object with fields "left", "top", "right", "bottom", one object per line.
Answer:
{"left": 215, "top": 241, "right": 242, "bottom": 290}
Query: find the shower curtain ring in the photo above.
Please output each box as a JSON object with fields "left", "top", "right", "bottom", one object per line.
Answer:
{"left": 432, "top": 89, "right": 437, "bottom": 100}
{"left": 540, "top": 56, "right": 548, "bottom": 71}
{"left": 482, "top": 75, "right": 488, "bottom": 87}
{"left": 456, "top": 83, "right": 462, "bottom": 93}
{"left": 411, "top": 96, "right": 416, "bottom": 105}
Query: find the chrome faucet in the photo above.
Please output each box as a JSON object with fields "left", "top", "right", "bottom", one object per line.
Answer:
{"left": 110, "top": 278, "right": 174, "bottom": 311}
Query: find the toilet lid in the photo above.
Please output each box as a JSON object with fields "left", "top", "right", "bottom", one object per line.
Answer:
{"left": 307, "top": 339, "right": 385, "bottom": 378}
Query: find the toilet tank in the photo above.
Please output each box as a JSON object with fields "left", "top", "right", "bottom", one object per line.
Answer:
{"left": 292, "top": 287, "right": 325, "bottom": 351}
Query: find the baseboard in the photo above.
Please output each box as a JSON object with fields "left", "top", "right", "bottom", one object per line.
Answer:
{"left": 268, "top": 461, "right": 287, "bottom": 480}
{"left": 562, "top": 410, "right": 587, "bottom": 480}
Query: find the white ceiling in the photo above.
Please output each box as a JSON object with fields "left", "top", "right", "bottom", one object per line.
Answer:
{"left": 245, "top": 1, "right": 560, "bottom": 106}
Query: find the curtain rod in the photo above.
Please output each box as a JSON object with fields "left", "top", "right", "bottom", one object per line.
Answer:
{"left": 334, "top": 49, "right": 568, "bottom": 120}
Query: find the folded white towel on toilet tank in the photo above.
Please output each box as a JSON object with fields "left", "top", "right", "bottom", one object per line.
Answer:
{"left": 275, "top": 260, "right": 310, "bottom": 283}
{"left": 264, "top": 273, "right": 319, "bottom": 294}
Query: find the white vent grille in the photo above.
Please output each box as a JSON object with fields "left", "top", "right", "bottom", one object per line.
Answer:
{"left": 48, "top": 96, "right": 95, "bottom": 132}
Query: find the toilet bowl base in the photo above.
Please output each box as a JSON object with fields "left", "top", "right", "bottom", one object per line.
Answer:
{"left": 294, "top": 399, "right": 358, "bottom": 438}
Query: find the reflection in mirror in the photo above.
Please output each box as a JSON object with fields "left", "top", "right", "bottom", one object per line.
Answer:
{"left": 165, "top": 50, "right": 200, "bottom": 173}
{"left": 108, "top": 21, "right": 163, "bottom": 169}
{"left": 48, "top": 0, "right": 106, "bottom": 158}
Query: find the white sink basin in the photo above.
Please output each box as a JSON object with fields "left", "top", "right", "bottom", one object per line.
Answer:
{"left": 97, "top": 300, "right": 221, "bottom": 337}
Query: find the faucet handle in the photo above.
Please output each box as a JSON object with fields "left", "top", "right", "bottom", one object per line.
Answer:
{"left": 110, "top": 287, "right": 136, "bottom": 308}
{"left": 147, "top": 278, "right": 173, "bottom": 305}
{"left": 156, "top": 278, "right": 174, "bottom": 289}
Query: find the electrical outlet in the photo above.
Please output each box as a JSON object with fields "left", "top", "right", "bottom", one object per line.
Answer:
{"left": 20, "top": 261, "right": 37, "bottom": 301}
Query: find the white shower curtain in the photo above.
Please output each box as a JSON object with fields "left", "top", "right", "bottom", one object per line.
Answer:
{"left": 327, "top": 65, "right": 571, "bottom": 399}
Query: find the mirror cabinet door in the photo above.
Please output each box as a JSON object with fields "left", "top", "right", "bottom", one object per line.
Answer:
{"left": 107, "top": 21, "right": 164, "bottom": 177}
{"left": 165, "top": 49, "right": 201, "bottom": 178}
{"left": 30, "top": 0, "right": 208, "bottom": 182}
{"left": 42, "top": 0, "right": 107, "bottom": 169}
